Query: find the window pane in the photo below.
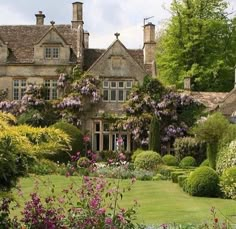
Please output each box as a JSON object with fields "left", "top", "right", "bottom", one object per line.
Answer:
{"left": 44, "top": 80, "right": 50, "bottom": 87}
{"left": 52, "top": 79, "right": 57, "bottom": 87}
{"left": 103, "top": 81, "right": 109, "bottom": 88}
{"left": 94, "top": 133, "right": 100, "bottom": 151}
{"left": 125, "top": 90, "right": 130, "bottom": 100}
{"left": 118, "top": 82, "right": 124, "bottom": 88}
{"left": 103, "top": 134, "right": 109, "bottom": 151}
{"left": 103, "top": 90, "right": 108, "bottom": 101}
{"left": 126, "top": 81, "right": 132, "bottom": 88}
{"left": 118, "top": 90, "right": 124, "bottom": 101}
{"left": 13, "top": 80, "right": 19, "bottom": 87}
{"left": 45, "top": 48, "right": 51, "bottom": 58}
{"left": 111, "top": 82, "right": 117, "bottom": 88}
{"left": 21, "top": 88, "right": 26, "bottom": 97}
{"left": 110, "top": 90, "right": 116, "bottom": 101}
{"left": 52, "top": 48, "right": 59, "bottom": 58}
{"left": 21, "top": 80, "right": 26, "bottom": 87}
{"left": 13, "top": 88, "right": 19, "bottom": 100}
{"left": 121, "top": 135, "right": 128, "bottom": 151}
{"left": 103, "top": 123, "right": 109, "bottom": 132}
{"left": 95, "top": 123, "right": 100, "bottom": 132}
{"left": 45, "top": 89, "right": 50, "bottom": 100}
{"left": 52, "top": 88, "right": 57, "bottom": 99}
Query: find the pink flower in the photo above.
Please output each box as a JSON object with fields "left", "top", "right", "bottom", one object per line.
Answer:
{"left": 105, "top": 217, "right": 113, "bottom": 225}
{"left": 83, "top": 135, "right": 90, "bottom": 143}
{"left": 117, "top": 137, "right": 123, "bottom": 145}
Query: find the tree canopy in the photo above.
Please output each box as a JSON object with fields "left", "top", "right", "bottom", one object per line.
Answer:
{"left": 156, "top": 0, "right": 236, "bottom": 92}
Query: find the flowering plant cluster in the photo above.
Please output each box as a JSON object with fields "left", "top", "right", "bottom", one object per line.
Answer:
{"left": 122, "top": 77, "right": 201, "bottom": 153}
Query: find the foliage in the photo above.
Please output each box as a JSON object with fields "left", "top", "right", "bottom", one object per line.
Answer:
{"left": 192, "top": 113, "right": 229, "bottom": 169}
{"left": 29, "top": 159, "right": 59, "bottom": 175}
{"left": 131, "top": 148, "right": 143, "bottom": 162}
{"left": 121, "top": 76, "right": 201, "bottom": 152}
{"left": 162, "top": 154, "right": 178, "bottom": 166}
{"left": 186, "top": 167, "right": 219, "bottom": 197}
{"left": 0, "top": 112, "right": 16, "bottom": 125}
{"left": 200, "top": 159, "right": 209, "bottom": 167}
{"left": 149, "top": 115, "right": 161, "bottom": 152}
{"left": 171, "top": 171, "right": 187, "bottom": 183}
{"left": 12, "top": 125, "right": 71, "bottom": 157}
{"left": 77, "top": 157, "right": 91, "bottom": 168}
{"left": 179, "top": 156, "right": 197, "bottom": 168}
{"left": 134, "top": 151, "right": 162, "bottom": 171}
{"left": 52, "top": 121, "right": 83, "bottom": 162}
{"left": 174, "top": 137, "right": 206, "bottom": 164}
{"left": 220, "top": 167, "right": 236, "bottom": 200}
{"left": 156, "top": 0, "right": 236, "bottom": 91}
{"left": 178, "top": 175, "right": 188, "bottom": 188}
{"left": 216, "top": 140, "right": 236, "bottom": 175}
{"left": 218, "top": 124, "right": 236, "bottom": 150}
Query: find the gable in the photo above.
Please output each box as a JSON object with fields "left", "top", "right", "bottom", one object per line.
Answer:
{"left": 87, "top": 39, "right": 146, "bottom": 82}
{"left": 218, "top": 88, "right": 236, "bottom": 117}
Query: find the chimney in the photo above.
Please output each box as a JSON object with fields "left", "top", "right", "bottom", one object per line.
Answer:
{"left": 143, "top": 22, "right": 156, "bottom": 64}
{"left": 35, "top": 11, "right": 45, "bottom": 25}
{"left": 184, "top": 76, "right": 191, "bottom": 91}
{"left": 72, "top": 2, "right": 83, "bottom": 29}
{"left": 83, "top": 31, "right": 89, "bottom": 48}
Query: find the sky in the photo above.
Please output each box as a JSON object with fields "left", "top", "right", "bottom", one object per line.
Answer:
{"left": 0, "top": 0, "right": 235, "bottom": 49}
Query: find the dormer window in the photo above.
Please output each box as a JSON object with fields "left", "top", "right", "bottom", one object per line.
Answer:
{"left": 45, "top": 47, "right": 59, "bottom": 59}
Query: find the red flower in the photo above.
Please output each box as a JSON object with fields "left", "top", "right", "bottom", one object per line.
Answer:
{"left": 214, "top": 218, "right": 218, "bottom": 223}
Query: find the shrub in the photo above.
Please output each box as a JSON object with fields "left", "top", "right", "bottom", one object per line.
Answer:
{"left": 178, "top": 175, "right": 188, "bottom": 188}
{"left": 99, "top": 150, "right": 117, "bottom": 162}
{"left": 217, "top": 140, "right": 236, "bottom": 175}
{"left": 77, "top": 157, "right": 91, "bottom": 168}
{"left": 179, "top": 156, "right": 196, "bottom": 168}
{"left": 191, "top": 113, "right": 229, "bottom": 169}
{"left": 171, "top": 171, "right": 186, "bottom": 183}
{"left": 131, "top": 148, "right": 143, "bottom": 162}
{"left": 52, "top": 121, "right": 83, "bottom": 162}
{"left": 29, "top": 159, "right": 58, "bottom": 175}
{"left": 200, "top": 159, "right": 209, "bottom": 167}
{"left": 174, "top": 137, "right": 206, "bottom": 164}
{"left": 162, "top": 154, "right": 178, "bottom": 166}
{"left": 220, "top": 167, "right": 236, "bottom": 199}
{"left": 148, "top": 116, "right": 161, "bottom": 152}
{"left": 158, "top": 165, "right": 177, "bottom": 180}
{"left": 132, "top": 169, "right": 154, "bottom": 181}
{"left": 134, "top": 151, "right": 162, "bottom": 171}
{"left": 186, "top": 166, "right": 219, "bottom": 197}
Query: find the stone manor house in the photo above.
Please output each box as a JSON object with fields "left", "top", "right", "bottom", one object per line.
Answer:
{"left": 0, "top": 2, "right": 156, "bottom": 152}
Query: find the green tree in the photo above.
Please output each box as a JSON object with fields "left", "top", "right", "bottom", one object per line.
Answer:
{"left": 156, "top": 0, "right": 236, "bottom": 91}
{"left": 149, "top": 115, "right": 161, "bottom": 152}
{"left": 191, "top": 112, "right": 229, "bottom": 169}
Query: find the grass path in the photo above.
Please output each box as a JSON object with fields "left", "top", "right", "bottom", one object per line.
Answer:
{"left": 11, "top": 175, "right": 236, "bottom": 225}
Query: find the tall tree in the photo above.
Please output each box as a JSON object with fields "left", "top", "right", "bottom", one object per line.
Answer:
{"left": 156, "top": 0, "right": 236, "bottom": 92}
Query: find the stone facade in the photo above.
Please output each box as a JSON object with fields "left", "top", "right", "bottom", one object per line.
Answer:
{"left": 0, "top": 2, "right": 157, "bottom": 152}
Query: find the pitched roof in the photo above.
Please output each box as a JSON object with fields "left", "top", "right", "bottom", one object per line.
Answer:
{"left": 181, "top": 91, "right": 228, "bottom": 111}
{"left": 0, "top": 25, "right": 78, "bottom": 63}
{"left": 83, "top": 46, "right": 152, "bottom": 75}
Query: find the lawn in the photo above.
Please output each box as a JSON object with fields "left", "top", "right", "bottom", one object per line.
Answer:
{"left": 11, "top": 175, "right": 236, "bottom": 226}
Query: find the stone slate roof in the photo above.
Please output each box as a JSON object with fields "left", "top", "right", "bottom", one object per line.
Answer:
{"left": 182, "top": 91, "right": 228, "bottom": 111}
{"left": 83, "top": 48, "right": 151, "bottom": 74}
{"left": 0, "top": 25, "right": 78, "bottom": 63}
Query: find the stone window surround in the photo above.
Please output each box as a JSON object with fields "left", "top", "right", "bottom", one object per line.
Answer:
{"left": 12, "top": 78, "right": 27, "bottom": 100}
{"left": 102, "top": 80, "right": 133, "bottom": 103}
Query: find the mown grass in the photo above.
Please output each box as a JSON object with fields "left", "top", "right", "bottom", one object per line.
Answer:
{"left": 9, "top": 175, "right": 236, "bottom": 225}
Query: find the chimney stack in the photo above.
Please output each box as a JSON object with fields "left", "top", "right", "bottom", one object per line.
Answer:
{"left": 72, "top": 2, "right": 83, "bottom": 29}
{"left": 143, "top": 22, "right": 156, "bottom": 64}
{"left": 35, "top": 11, "right": 45, "bottom": 25}
{"left": 83, "top": 31, "right": 89, "bottom": 48}
{"left": 184, "top": 76, "right": 191, "bottom": 91}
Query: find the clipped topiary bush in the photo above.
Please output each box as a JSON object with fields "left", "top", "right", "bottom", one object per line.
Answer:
{"left": 174, "top": 137, "right": 206, "bottom": 164}
{"left": 186, "top": 166, "right": 219, "bottom": 197}
{"left": 52, "top": 121, "right": 83, "bottom": 162}
{"left": 216, "top": 140, "right": 236, "bottom": 175}
{"left": 179, "top": 156, "right": 197, "bottom": 168}
{"left": 178, "top": 175, "right": 188, "bottom": 188}
{"left": 220, "top": 167, "right": 236, "bottom": 199}
{"left": 162, "top": 154, "right": 178, "bottom": 166}
{"left": 134, "top": 151, "right": 162, "bottom": 171}
{"left": 171, "top": 171, "right": 186, "bottom": 183}
{"left": 200, "top": 159, "right": 209, "bottom": 167}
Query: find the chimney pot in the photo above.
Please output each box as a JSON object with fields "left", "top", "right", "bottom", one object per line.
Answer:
{"left": 72, "top": 2, "right": 83, "bottom": 29}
